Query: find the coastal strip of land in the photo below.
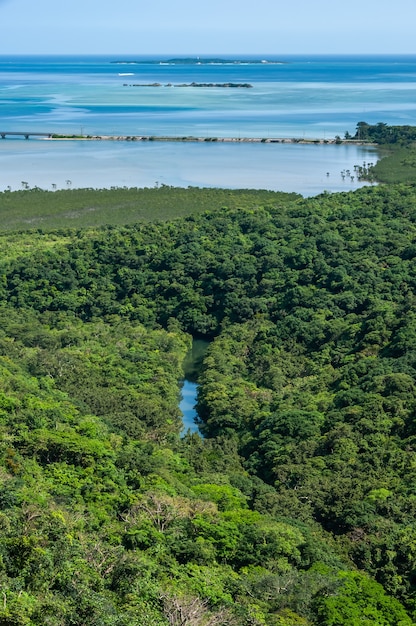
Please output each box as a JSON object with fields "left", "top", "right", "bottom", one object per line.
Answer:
{"left": 46, "top": 134, "right": 374, "bottom": 145}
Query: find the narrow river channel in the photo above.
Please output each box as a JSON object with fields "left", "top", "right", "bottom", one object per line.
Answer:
{"left": 179, "top": 380, "right": 199, "bottom": 435}
{"left": 179, "top": 339, "right": 209, "bottom": 436}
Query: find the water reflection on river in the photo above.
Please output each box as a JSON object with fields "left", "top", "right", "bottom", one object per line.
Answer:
{"left": 179, "top": 380, "right": 199, "bottom": 435}
{"left": 180, "top": 339, "right": 209, "bottom": 436}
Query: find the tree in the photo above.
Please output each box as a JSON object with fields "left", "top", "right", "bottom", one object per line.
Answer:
{"left": 314, "top": 571, "right": 413, "bottom": 626}
{"left": 162, "top": 594, "right": 237, "bottom": 626}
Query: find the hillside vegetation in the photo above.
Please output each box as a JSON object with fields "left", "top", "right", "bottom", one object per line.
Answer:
{"left": 1, "top": 183, "right": 416, "bottom": 624}
{"left": 353, "top": 122, "right": 416, "bottom": 184}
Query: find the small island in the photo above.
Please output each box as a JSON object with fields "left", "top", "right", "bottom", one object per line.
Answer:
{"left": 111, "top": 57, "right": 286, "bottom": 65}
{"left": 123, "top": 81, "right": 253, "bottom": 88}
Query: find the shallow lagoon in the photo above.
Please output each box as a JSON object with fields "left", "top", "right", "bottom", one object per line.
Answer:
{"left": 0, "top": 139, "right": 378, "bottom": 197}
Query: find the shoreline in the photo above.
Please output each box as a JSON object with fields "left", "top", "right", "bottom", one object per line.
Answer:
{"left": 45, "top": 134, "right": 375, "bottom": 146}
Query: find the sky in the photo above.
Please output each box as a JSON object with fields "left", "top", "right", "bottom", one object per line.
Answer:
{"left": 0, "top": 0, "right": 414, "bottom": 55}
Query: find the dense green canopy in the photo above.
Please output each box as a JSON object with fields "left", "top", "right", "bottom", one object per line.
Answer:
{"left": 1, "top": 183, "right": 416, "bottom": 624}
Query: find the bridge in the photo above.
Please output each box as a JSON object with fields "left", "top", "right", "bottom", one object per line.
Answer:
{"left": 0, "top": 131, "right": 53, "bottom": 140}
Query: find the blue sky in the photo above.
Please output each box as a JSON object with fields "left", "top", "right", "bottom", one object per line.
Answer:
{"left": 0, "top": 0, "right": 414, "bottom": 55}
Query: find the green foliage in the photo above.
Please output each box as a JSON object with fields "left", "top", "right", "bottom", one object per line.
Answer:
{"left": 314, "top": 570, "right": 414, "bottom": 625}
{"left": 366, "top": 147, "right": 416, "bottom": 184}
{"left": 352, "top": 122, "right": 416, "bottom": 184}
{"left": 354, "top": 121, "right": 416, "bottom": 145}
{"left": 0, "top": 186, "right": 299, "bottom": 232}
{"left": 0, "top": 183, "right": 415, "bottom": 623}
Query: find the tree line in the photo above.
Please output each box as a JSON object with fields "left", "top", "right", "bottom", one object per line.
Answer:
{"left": 0, "top": 183, "right": 416, "bottom": 624}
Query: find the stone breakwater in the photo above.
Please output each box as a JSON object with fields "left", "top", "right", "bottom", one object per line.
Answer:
{"left": 48, "top": 135, "right": 373, "bottom": 145}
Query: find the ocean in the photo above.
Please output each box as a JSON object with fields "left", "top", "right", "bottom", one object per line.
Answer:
{"left": 0, "top": 54, "right": 415, "bottom": 195}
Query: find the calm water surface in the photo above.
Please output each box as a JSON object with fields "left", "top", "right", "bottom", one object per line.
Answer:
{"left": 180, "top": 339, "right": 210, "bottom": 436}
{"left": 1, "top": 55, "right": 415, "bottom": 138}
{"left": 0, "top": 55, "right": 414, "bottom": 195}
{"left": 0, "top": 139, "right": 378, "bottom": 196}
{"left": 180, "top": 380, "right": 199, "bottom": 436}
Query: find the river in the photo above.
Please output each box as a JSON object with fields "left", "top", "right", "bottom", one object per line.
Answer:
{"left": 179, "top": 339, "right": 209, "bottom": 435}
{"left": 179, "top": 379, "right": 199, "bottom": 435}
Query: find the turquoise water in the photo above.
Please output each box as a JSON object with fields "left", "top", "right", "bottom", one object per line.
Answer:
{"left": 0, "top": 55, "right": 414, "bottom": 194}
{"left": 1, "top": 55, "right": 415, "bottom": 137}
